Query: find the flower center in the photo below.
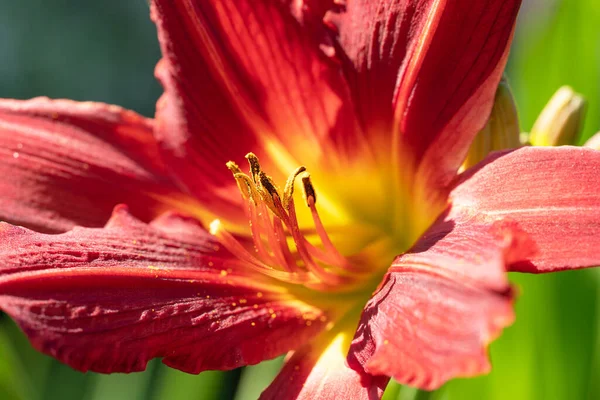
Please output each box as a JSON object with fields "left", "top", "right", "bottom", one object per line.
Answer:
{"left": 209, "top": 153, "right": 386, "bottom": 292}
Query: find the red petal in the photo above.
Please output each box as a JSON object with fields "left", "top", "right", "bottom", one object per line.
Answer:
{"left": 0, "top": 207, "right": 328, "bottom": 373}
{"left": 451, "top": 146, "right": 600, "bottom": 273}
{"left": 350, "top": 146, "right": 600, "bottom": 389}
{"left": 330, "top": 0, "right": 435, "bottom": 139}
{"left": 349, "top": 212, "right": 520, "bottom": 390}
{"left": 333, "top": 1, "right": 521, "bottom": 202}
{"left": 351, "top": 272, "right": 514, "bottom": 390}
{"left": 262, "top": 317, "right": 388, "bottom": 400}
{"left": 151, "top": 0, "right": 363, "bottom": 223}
{"left": 0, "top": 97, "right": 195, "bottom": 233}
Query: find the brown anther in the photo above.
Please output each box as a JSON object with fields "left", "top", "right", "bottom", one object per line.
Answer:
{"left": 259, "top": 171, "right": 280, "bottom": 200}
{"left": 245, "top": 153, "right": 262, "bottom": 183}
{"left": 301, "top": 174, "right": 317, "bottom": 206}
{"left": 259, "top": 171, "right": 286, "bottom": 219}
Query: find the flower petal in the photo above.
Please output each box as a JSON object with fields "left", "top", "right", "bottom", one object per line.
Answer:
{"left": 151, "top": 0, "right": 363, "bottom": 223}
{"left": 451, "top": 146, "right": 600, "bottom": 273}
{"left": 351, "top": 272, "right": 514, "bottom": 390}
{"left": 333, "top": 1, "right": 521, "bottom": 203}
{"left": 330, "top": 0, "right": 435, "bottom": 139}
{"left": 350, "top": 146, "right": 600, "bottom": 390}
{"left": 0, "top": 97, "right": 195, "bottom": 233}
{"left": 349, "top": 212, "right": 520, "bottom": 390}
{"left": 262, "top": 315, "right": 388, "bottom": 400}
{"left": 0, "top": 206, "right": 328, "bottom": 373}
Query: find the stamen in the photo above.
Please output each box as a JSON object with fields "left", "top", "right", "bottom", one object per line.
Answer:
{"left": 301, "top": 176, "right": 351, "bottom": 269}
{"left": 264, "top": 214, "right": 294, "bottom": 272}
{"left": 247, "top": 199, "right": 276, "bottom": 265}
{"left": 253, "top": 196, "right": 297, "bottom": 273}
{"left": 258, "top": 171, "right": 286, "bottom": 220}
{"left": 226, "top": 161, "right": 243, "bottom": 175}
{"left": 292, "top": 174, "right": 358, "bottom": 271}
{"left": 214, "top": 153, "right": 364, "bottom": 290}
{"left": 305, "top": 194, "right": 367, "bottom": 274}
{"left": 210, "top": 219, "right": 315, "bottom": 285}
{"left": 283, "top": 195, "right": 346, "bottom": 286}
{"left": 283, "top": 166, "right": 306, "bottom": 209}
{"left": 301, "top": 174, "right": 316, "bottom": 205}
{"left": 245, "top": 153, "right": 262, "bottom": 183}
{"left": 272, "top": 216, "right": 297, "bottom": 267}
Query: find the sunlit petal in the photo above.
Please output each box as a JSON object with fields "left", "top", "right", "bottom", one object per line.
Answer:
{"left": 452, "top": 146, "right": 600, "bottom": 273}
{"left": 262, "top": 314, "right": 388, "bottom": 399}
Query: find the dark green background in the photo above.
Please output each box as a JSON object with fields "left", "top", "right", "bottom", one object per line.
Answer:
{"left": 0, "top": 1, "right": 599, "bottom": 399}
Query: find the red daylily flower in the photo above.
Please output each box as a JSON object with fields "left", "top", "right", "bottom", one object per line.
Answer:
{"left": 1, "top": 1, "right": 600, "bottom": 398}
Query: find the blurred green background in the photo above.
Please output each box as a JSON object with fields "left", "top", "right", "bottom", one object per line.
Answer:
{"left": 0, "top": 0, "right": 599, "bottom": 399}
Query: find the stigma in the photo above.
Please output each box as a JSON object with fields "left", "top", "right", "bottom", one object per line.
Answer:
{"left": 209, "top": 153, "right": 366, "bottom": 291}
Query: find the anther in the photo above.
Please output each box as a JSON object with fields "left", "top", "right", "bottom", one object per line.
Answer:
{"left": 258, "top": 171, "right": 286, "bottom": 220}
{"left": 226, "top": 162, "right": 255, "bottom": 200}
{"left": 301, "top": 174, "right": 316, "bottom": 206}
{"left": 226, "top": 161, "right": 243, "bottom": 175}
{"left": 283, "top": 166, "right": 306, "bottom": 209}
{"left": 245, "top": 153, "right": 262, "bottom": 183}
{"left": 259, "top": 171, "right": 280, "bottom": 200}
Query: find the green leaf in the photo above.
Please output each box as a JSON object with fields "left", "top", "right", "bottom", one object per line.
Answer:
{"left": 0, "top": 318, "right": 31, "bottom": 400}
{"left": 85, "top": 361, "right": 158, "bottom": 400}
{"left": 233, "top": 358, "right": 283, "bottom": 400}
{"left": 509, "top": 0, "right": 600, "bottom": 143}
{"left": 151, "top": 365, "right": 231, "bottom": 400}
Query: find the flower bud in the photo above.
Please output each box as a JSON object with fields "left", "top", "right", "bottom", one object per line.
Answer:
{"left": 529, "top": 86, "right": 586, "bottom": 146}
{"left": 584, "top": 131, "right": 600, "bottom": 150}
{"left": 463, "top": 79, "right": 521, "bottom": 169}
